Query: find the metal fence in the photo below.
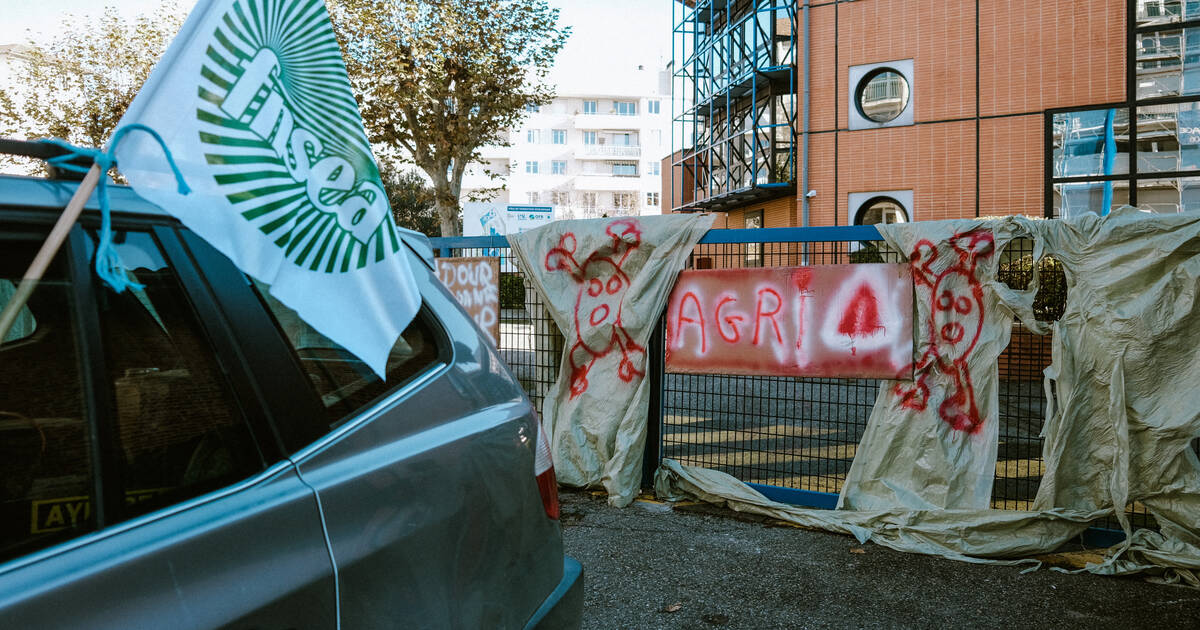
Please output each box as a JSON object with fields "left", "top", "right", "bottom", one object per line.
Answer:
{"left": 432, "top": 226, "right": 1150, "bottom": 536}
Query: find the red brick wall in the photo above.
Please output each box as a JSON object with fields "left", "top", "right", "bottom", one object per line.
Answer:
{"left": 979, "top": 114, "right": 1044, "bottom": 217}
{"left": 979, "top": 0, "right": 1125, "bottom": 116}
{"left": 691, "top": 0, "right": 1126, "bottom": 225}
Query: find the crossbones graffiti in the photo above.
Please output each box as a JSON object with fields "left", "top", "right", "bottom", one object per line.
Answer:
{"left": 544, "top": 218, "right": 646, "bottom": 398}
{"left": 894, "top": 230, "right": 994, "bottom": 433}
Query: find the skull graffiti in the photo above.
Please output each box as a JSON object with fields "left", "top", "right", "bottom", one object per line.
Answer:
{"left": 545, "top": 218, "right": 647, "bottom": 398}
{"left": 894, "top": 230, "right": 994, "bottom": 433}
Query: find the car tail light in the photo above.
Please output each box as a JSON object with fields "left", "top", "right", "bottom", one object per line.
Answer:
{"left": 533, "top": 414, "right": 559, "bottom": 520}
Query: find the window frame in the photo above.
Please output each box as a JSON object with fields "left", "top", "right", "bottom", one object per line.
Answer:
{"left": 0, "top": 212, "right": 291, "bottom": 560}
{"left": 744, "top": 209, "right": 764, "bottom": 267}
{"left": 612, "top": 162, "right": 638, "bottom": 177}
{"left": 847, "top": 59, "right": 914, "bottom": 130}
{"left": 1045, "top": 8, "right": 1200, "bottom": 216}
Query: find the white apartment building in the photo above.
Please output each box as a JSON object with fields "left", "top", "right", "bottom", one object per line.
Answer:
{"left": 462, "top": 83, "right": 671, "bottom": 219}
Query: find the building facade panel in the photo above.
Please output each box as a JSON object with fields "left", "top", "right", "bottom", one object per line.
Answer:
{"left": 837, "top": 121, "right": 976, "bottom": 223}
{"left": 805, "top": 3, "right": 839, "bottom": 133}
{"left": 980, "top": 0, "right": 1125, "bottom": 117}
{"left": 979, "top": 114, "right": 1044, "bottom": 216}
{"left": 837, "top": 0, "right": 978, "bottom": 127}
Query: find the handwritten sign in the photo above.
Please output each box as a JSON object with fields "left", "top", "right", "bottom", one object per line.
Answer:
{"left": 436, "top": 257, "right": 501, "bottom": 346}
{"left": 665, "top": 264, "right": 913, "bottom": 378}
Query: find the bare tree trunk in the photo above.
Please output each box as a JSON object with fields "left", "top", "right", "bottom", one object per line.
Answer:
{"left": 428, "top": 168, "right": 461, "bottom": 237}
{"left": 434, "top": 194, "right": 460, "bottom": 237}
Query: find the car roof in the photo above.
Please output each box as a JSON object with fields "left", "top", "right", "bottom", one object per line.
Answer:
{"left": 0, "top": 172, "right": 437, "bottom": 268}
{"left": 0, "top": 173, "right": 170, "bottom": 218}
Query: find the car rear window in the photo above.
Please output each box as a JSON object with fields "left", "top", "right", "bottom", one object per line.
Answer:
{"left": 91, "top": 230, "right": 264, "bottom": 520}
{"left": 250, "top": 278, "right": 443, "bottom": 429}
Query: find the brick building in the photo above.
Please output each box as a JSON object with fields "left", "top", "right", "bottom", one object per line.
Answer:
{"left": 665, "top": 0, "right": 1194, "bottom": 228}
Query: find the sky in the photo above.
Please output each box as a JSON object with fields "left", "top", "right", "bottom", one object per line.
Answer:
{"left": 0, "top": 0, "right": 192, "bottom": 44}
{"left": 0, "top": 0, "right": 673, "bottom": 94}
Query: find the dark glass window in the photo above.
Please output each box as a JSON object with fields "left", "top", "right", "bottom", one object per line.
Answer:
{"left": 1051, "top": 109, "right": 1131, "bottom": 178}
{"left": 856, "top": 69, "right": 910, "bottom": 123}
{"left": 1048, "top": 8, "right": 1200, "bottom": 217}
{"left": 0, "top": 227, "right": 262, "bottom": 562}
{"left": 252, "top": 280, "right": 442, "bottom": 428}
{"left": 854, "top": 197, "right": 910, "bottom": 226}
{"left": 0, "top": 230, "right": 92, "bottom": 561}
{"left": 744, "top": 209, "right": 764, "bottom": 267}
{"left": 91, "top": 230, "right": 263, "bottom": 521}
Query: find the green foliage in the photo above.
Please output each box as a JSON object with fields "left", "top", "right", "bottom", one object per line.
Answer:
{"left": 328, "top": 0, "right": 569, "bottom": 236}
{"left": 997, "top": 254, "right": 1067, "bottom": 322}
{"left": 848, "top": 243, "right": 886, "bottom": 264}
{"left": 0, "top": 88, "right": 18, "bottom": 136}
{"left": 3, "top": 6, "right": 184, "bottom": 149}
{"left": 0, "top": 85, "right": 35, "bottom": 174}
{"left": 377, "top": 162, "right": 441, "bottom": 236}
{"left": 499, "top": 272, "right": 526, "bottom": 310}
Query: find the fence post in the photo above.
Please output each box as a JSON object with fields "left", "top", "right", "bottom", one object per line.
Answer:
{"left": 524, "top": 282, "right": 562, "bottom": 403}
{"left": 642, "top": 315, "right": 666, "bottom": 489}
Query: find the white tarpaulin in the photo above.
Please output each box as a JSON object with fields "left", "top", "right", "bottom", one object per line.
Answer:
{"left": 510, "top": 214, "right": 712, "bottom": 507}
{"left": 839, "top": 219, "right": 1041, "bottom": 510}
{"left": 655, "top": 209, "right": 1200, "bottom": 585}
{"left": 113, "top": 0, "right": 419, "bottom": 377}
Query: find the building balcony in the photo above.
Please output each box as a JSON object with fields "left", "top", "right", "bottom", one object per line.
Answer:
{"left": 574, "top": 113, "right": 643, "bottom": 130}
{"left": 577, "top": 145, "right": 642, "bottom": 159}
{"left": 572, "top": 173, "right": 646, "bottom": 191}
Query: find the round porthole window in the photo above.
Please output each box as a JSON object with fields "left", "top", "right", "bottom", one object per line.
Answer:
{"left": 856, "top": 68, "right": 911, "bottom": 123}
{"left": 855, "top": 196, "right": 909, "bottom": 226}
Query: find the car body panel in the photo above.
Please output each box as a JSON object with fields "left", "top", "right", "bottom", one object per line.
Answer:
{"left": 0, "top": 464, "right": 336, "bottom": 629}
{"left": 291, "top": 246, "right": 564, "bottom": 628}
{"left": 0, "top": 175, "right": 580, "bottom": 628}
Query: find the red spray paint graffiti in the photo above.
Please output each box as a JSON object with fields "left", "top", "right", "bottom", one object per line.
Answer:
{"left": 664, "top": 264, "right": 913, "bottom": 378}
{"left": 893, "top": 230, "right": 994, "bottom": 433}
{"left": 545, "top": 218, "right": 646, "bottom": 398}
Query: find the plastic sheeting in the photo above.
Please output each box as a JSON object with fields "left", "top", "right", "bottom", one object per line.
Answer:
{"left": 510, "top": 214, "right": 713, "bottom": 507}
{"left": 1030, "top": 207, "right": 1200, "bottom": 584}
{"left": 840, "top": 220, "right": 1039, "bottom": 510}
{"left": 655, "top": 209, "right": 1200, "bottom": 584}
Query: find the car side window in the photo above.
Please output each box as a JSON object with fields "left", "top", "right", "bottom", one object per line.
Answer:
{"left": 250, "top": 279, "right": 443, "bottom": 428}
{"left": 92, "top": 230, "right": 264, "bottom": 521}
{"left": 0, "top": 227, "right": 267, "bottom": 564}
{"left": 0, "top": 231, "right": 94, "bottom": 562}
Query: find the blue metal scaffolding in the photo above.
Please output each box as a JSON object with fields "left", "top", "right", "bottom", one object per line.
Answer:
{"left": 671, "top": 0, "right": 797, "bottom": 212}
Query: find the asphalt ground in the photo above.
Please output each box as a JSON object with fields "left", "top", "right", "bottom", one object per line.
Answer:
{"left": 559, "top": 488, "right": 1200, "bottom": 630}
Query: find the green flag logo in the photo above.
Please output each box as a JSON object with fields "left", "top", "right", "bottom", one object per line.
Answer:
{"left": 196, "top": 0, "right": 398, "bottom": 273}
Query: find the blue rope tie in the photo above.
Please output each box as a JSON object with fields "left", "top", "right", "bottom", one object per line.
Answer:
{"left": 40, "top": 124, "right": 191, "bottom": 293}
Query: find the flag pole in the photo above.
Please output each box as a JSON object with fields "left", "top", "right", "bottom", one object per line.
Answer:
{"left": 0, "top": 163, "right": 103, "bottom": 342}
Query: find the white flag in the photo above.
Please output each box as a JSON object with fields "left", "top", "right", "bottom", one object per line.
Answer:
{"left": 113, "top": 0, "right": 419, "bottom": 378}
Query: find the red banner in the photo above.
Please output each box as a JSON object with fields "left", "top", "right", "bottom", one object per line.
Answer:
{"left": 664, "top": 264, "right": 913, "bottom": 379}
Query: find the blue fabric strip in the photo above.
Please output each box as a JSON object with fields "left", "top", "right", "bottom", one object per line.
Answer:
{"left": 40, "top": 125, "right": 190, "bottom": 292}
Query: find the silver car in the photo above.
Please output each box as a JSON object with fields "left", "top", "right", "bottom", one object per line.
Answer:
{"left": 0, "top": 142, "right": 583, "bottom": 628}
